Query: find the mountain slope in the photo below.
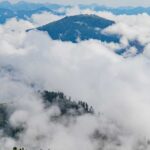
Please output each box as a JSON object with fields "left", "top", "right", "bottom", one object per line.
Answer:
{"left": 0, "top": 1, "right": 65, "bottom": 11}
{"left": 0, "top": 91, "right": 94, "bottom": 137}
{"left": 79, "top": 4, "right": 150, "bottom": 15}
{"left": 36, "top": 14, "right": 119, "bottom": 43}
{"left": 0, "top": 7, "right": 56, "bottom": 24}
{"left": 0, "top": 1, "right": 64, "bottom": 24}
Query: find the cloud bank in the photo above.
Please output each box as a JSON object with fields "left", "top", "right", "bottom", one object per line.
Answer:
{"left": 1, "top": 9, "right": 150, "bottom": 150}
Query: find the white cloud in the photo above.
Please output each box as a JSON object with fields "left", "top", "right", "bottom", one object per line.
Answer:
{"left": 1, "top": 10, "right": 150, "bottom": 150}
{"left": 2, "top": 0, "right": 150, "bottom": 7}
{"left": 31, "top": 12, "right": 63, "bottom": 27}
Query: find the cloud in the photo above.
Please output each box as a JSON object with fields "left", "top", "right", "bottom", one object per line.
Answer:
{"left": 31, "top": 12, "right": 63, "bottom": 27}
{"left": 2, "top": 0, "right": 150, "bottom": 7}
{"left": 101, "top": 13, "right": 150, "bottom": 45}
{"left": 1, "top": 10, "right": 150, "bottom": 150}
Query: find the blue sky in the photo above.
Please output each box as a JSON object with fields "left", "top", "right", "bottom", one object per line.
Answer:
{"left": 4, "top": 0, "right": 150, "bottom": 6}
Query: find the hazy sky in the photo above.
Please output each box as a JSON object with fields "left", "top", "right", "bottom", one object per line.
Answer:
{"left": 4, "top": 0, "right": 150, "bottom": 7}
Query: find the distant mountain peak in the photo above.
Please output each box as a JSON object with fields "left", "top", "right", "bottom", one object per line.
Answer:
{"left": 35, "top": 14, "right": 119, "bottom": 43}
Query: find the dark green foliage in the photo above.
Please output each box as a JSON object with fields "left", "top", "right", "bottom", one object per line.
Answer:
{"left": 0, "top": 104, "right": 24, "bottom": 138}
{"left": 0, "top": 90, "right": 94, "bottom": 138}
{"left": 13, "top": 147, "right": 24, "bottom": 150}
{"left": 0, "top": 104, "right": 8, "bottom": 128}
{"left": 42, "top": 91, "right": 94, "bottom": 116}
{"left": 13, "top": 147, "right": 17, "bottom": 150}
{"left": 43, "top": 91, "right": 65, "bottom": 103}
{"left": 8, "top": 126, "right": 24, "bottom": 138}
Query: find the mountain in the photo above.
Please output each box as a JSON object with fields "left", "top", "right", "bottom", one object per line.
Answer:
{"left": 0, "top": 1, "right": 66, "bottom": 11}
{"left": 28, "top": 14, "right": 144, "bottom": 55}
{"left": 0, "top": 91, "right": 94, "bottom": 137}
{"left": 0, "top": 7, "right": 52, "bottom": 23}
{"left": 0, "top": 8, "right": 15, "bottom": 23}
{"left": 1, "top": 1, "right": 150, "bottom": 24}
{"left": 0, "top": 1, "right": 12, "bottom": 10}
{"left": 79, "top": 4, "right": 150, "bottom": 15}
{"left": 42, "top": 91, "right": 94, "bottom": 115}
{"left": 0, "top": 2, "right": 145, "bottom": 54}
{"left": 41, "top": 91, "right": 94, "bottom": 116}
{"left": 0, "top": 1, "right": 65, "bottom": 24}
{"left": 35, "top": 14, "right": 119, "bottom": 43}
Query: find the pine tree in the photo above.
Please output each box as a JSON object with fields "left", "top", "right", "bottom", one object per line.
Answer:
{"left": 13, "top": 147, "right": 17, "bottom": 150}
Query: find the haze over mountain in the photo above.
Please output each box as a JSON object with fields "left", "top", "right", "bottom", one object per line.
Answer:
{"left": 1, "top": 1, "right": 150, "bottom": 24}
{"left": 0, "top": 1, "right": 66, "bottom": 23}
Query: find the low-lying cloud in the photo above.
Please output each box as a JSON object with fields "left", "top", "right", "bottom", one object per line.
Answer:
{"left": 1, "top": 9, "right": 150, "bottom": 150}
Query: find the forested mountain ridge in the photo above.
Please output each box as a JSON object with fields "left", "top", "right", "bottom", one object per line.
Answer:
{"left": 0, "top": 91, "right": 94, "bottom": 138}
{"left": 42, "top": 91, "right": 94, "bottom": 115}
